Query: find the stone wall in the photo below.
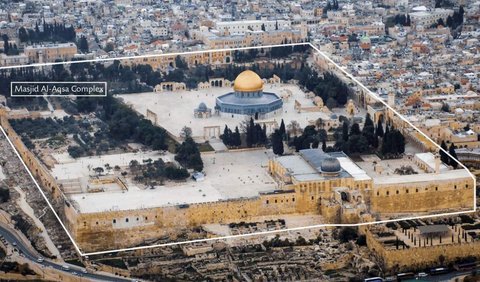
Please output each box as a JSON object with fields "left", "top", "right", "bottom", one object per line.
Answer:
{"left": 70, "top": 191, "right": 304, "bottom": 252}
{"left": 0, "top": 112, "right": 62, "bottom": 199}
{"left": 364, "top": 226, "right": 480, "bottom": 271}
{"left": 371, "top": 177, "right": 474, "bottom": 213}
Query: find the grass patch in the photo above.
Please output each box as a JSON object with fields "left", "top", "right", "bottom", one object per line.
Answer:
{"left": 198, "top": 142, "right": 214, "bottom": 152}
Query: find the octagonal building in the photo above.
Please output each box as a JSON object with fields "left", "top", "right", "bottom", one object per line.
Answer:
{"left": 216, "top": 70, "right": 283, "bottom": 119}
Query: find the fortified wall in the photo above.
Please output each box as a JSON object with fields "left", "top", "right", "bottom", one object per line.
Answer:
{"left": 0, "top": 108, "right": 475, "bottom": 252}
{"left": 370, "top": 176, "right": 474, "bottom": 213}
{"left": 67, "top": 188, "right": 322, "bottom": 252}
{"left": 363, "top": 226, "right": 480, "bottom": 271}
{"left": 0, "top": 110, "right": 62, "bottom": 199}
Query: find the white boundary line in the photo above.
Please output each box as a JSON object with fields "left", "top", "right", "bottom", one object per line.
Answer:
{"left": 0, "top": 42, "right": 476, "bottom": 257}
{"left": 308, "top": 42, "right": 477, "bottom": 209}
{"left": 0, "top": 125, "right": 83, "bottom": 255}
{"left": 0, "top": 43, "right": 310, "bottom": 70}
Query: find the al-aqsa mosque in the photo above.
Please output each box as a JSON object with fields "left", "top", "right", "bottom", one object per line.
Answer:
{"left": 216, "top": 70, "right": 283, "bottom": 118}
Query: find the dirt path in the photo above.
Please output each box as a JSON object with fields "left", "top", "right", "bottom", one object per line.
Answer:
{"left": 13, "top": 186, "right": 62, "bottom": 259}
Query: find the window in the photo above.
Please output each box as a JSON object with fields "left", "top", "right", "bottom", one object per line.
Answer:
{"left": 113, "top": 219, "right": 116, "bottom": 224}
{"left": 311, "top": 196, "right": 314, "bottom": 200}
{"left": 266, "top": 200, "right": 269, "bottom": 204}
{"left": 292, "top": 198, "right": 295, "bottom": 202}
{"left": 376, "top": 191, "right": 379, "bottom": 196}
{"left": 386, "top": 191, "right": 389, "bottom": 196}
{"left": 126, "top": 218, "right": 129, "bottom": 223}
{"left": 406, "top": 189, "right": 409, "bottom": 194}
{"left": 275, "top": 199, "right": 277, "bottom": 203}
{"left": 396, "top": 190, "right": 399, "bottom": 194}
{"left": 416, "top": 188, "right": 419, "bottom": 193}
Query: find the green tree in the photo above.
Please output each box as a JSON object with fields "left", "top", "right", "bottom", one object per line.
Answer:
{"left": 78, "top": 35, "right": 89, "bottom": 53}
{"left": 221, "top": 125, "right": 232, "bottom": 146}
{"left": 67, "top": 145, "right": 85, "bottom": 158}
{"left": 449, "top": 143, "right": 458, "bottom": 169}
{"left": 441, "top": 102, "right": 450, "bottom": 112}
{"left": 350, "top": 123, "right": 361, "bottom": 136}
{"left": 175, "top": 55, "right": 188, "bottom": 69}
{"left": 18, "top": 27, "right": 29, "bottom": 42}
{"left": 342, "top": 120, "right": 349, "bottom": 141}
{"left": 232, "top": 126, "right": 241, "bottom": 147}
{"left": 362, "top": 113, "right": 376, "bottom": 147}
{"left": 375, "top": 119, "right": 384, "bottom": 137}
{"left": 440, "top": 140, "right": 449, "bottom": 164}
{"left": 2, "top": 34, "right": 9, "bottom": 55}
{"left": 246, "top": 117, "right": 255, "bottom": 147}
{"left": 271, "top": 129, "right": 284, "bottom": 155}
{"left": 446, "top": 15, "right": 453, "bottom": 27}
{"left": 0, "top": 187, "right": 10, "bottom": 203}
{"left": 175, "top": 137, "right": 203, "bottom": 171}
{"left": 279, "top": 119, "right": 286, "bottom": 140}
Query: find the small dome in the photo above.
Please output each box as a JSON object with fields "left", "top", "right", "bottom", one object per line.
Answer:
{"left": 198, "top": 102, "right": 208, "bottom": 111}
{"left": 320, "top": 157, "right": 341, "bottom": 174}
{"left": 233, "top": 70, "right": 263, "bottom": 92}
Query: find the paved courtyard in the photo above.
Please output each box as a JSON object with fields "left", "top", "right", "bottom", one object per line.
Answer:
{"left": 61, "top": 149, "right": 278, "bottom": 213}
{"left": 119, "top": 84, "right": 338, "bottom": 141}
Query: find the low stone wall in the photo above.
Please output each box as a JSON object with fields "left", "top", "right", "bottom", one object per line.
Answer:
{"left": 364, "top": 226, "right": 480, "bottom": 271}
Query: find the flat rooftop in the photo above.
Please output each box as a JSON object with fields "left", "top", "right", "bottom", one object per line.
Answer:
{"left": 373, "top": 169, "right": 472, "bottom": 185}
{"left": 275, "top": 149, "right": 371, "bottom": 182}
{"left": 66, "top": 149, "right": 278, "bottom": 213}
{"left": 51, "top": 151, "right": 172, "bottom": 180}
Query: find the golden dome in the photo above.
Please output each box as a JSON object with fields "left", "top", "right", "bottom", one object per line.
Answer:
{"left": 233, "top": 70, "right": 263, "bottom": 92}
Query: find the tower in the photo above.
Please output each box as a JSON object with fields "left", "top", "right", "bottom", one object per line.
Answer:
{"left": 387, "top": 92, "right": 395, "bottom": 108}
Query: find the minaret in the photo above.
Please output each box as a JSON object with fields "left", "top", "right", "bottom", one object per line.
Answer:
{"left": 434, "top": 153, "right": 440, "bottom": 174}
{"left": 387, "top": 92, "right": 395, "bottom": 108}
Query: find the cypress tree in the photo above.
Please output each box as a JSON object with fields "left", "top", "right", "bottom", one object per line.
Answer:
{"left": 279, "top": 119, "right": 286, "bottom": 139}
{"left": 272, "top": 130, "right": 284, "bottom": 155}
{"left": 440, "top": 140, "right": 449, "bottom": 164}
{"left": 232, "top": 126, "right": 241, "bottom": 147}
{"left": 382, "top": 125, "right": 390, "bottom": 155}
{"left": 362, "top": 113, "right": 375, "bottom": 147}
{"left": 246, "top": 117, "right": 255, "bottom": 147}
{"left": 375, "top": 119, "right": 384, "bottom": 137}
{"left": 342, "top": 121, "right": 349, "bottom": 141}
{"left": 350, "top": 123, "right": 361, "bottom": 136}
{"left": 221, "top": 125, "right": 231, "bottom": 146}
{"left": 449, "top": 143, "right": 458, "bottom": 169}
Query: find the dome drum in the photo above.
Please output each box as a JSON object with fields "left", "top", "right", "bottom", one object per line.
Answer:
{"left": 216, "top": 70, "right": 283, "bottom": 118}
{"left": 320, "top": 157, "right": 342, "bottom": 175}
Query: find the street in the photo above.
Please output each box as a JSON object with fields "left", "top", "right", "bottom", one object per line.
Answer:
{"left": 0, "top": 223, "right": 133, "bottom": 282}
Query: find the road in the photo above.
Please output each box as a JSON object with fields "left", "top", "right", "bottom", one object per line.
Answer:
{"left": 0, "top": 223, "right": 133, "bottom": 282}
{"left": 422, "top": 269, "right": 480, "bottom": 281}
